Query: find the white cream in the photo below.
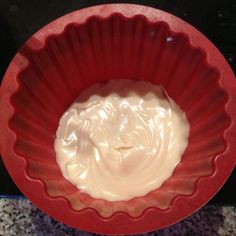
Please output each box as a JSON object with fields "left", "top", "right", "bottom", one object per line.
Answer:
{"left": 55, "top": 80, "right": 189, "bottom": 202}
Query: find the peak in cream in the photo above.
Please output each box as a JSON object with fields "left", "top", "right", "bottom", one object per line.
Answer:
{"left": 55, "top": 80, "right": 189, "bottom": 202}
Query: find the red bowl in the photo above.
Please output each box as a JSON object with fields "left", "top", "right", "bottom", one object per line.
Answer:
{"left": 0, "top": 4, "right": 236, "bottom": 235}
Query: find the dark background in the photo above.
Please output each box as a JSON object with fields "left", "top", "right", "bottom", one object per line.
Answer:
{"left": 0, "top": 0, "right": 235, "bottom": 204}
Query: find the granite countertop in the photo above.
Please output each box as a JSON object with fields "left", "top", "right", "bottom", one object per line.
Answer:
{"left": 0, "top": 198, "right": 235, "bottom": 236}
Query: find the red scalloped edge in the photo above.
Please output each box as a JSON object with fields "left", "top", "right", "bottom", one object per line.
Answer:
{"left": 0, "top": 4, "right": 235, "bottom": 235}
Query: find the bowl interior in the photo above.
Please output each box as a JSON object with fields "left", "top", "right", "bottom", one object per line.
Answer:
{"left": 9, "top": 14, "right": 230, "bottom": 218}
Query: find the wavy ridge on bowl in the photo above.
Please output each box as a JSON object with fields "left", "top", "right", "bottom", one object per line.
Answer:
{"left": 9, "top": 13, "right": 231, "bottom": 218}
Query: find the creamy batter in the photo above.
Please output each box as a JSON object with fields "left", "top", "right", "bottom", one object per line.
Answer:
{"left": 54, "top": 80, "right": 189, "bottom": 202}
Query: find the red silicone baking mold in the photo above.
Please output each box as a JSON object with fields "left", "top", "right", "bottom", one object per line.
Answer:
{"left": 0, "top": 4, "right": 236, "bottom": 235}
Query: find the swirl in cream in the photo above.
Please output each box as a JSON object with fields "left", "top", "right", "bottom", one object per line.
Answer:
{"left": 55, "top": 80, "right": 189, "bottom": 201}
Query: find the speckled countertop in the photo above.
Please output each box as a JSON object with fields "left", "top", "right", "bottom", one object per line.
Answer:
{"left": 0, "top": 198, "right": 235, "bottom": 236}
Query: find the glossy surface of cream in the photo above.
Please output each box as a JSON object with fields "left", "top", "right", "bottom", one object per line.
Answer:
{"left": 55, "top": 80, "right": 189, "bottom": 201}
